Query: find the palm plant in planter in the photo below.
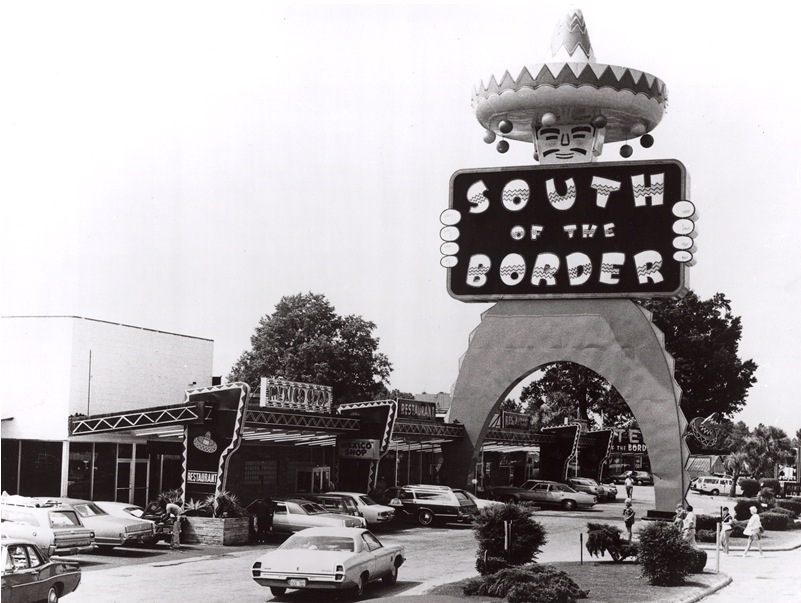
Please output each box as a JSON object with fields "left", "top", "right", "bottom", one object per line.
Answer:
{"left": 182, "top": 491, "right": 250, "bottom": 545}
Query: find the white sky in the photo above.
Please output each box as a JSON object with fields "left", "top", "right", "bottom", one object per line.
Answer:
{"left": 2, "top": 1, "right": 800, "bottom": 435}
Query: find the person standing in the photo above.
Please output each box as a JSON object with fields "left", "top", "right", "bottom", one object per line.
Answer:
{"left": 742, "top": 505, "right": 764, "bottom": 557}
{"left": 624, "top": 474, "right": 634, "bottom": 500}
{"left": 673, "top": 502, "right": 686, "bottom": 527}
{"left": 720, "top": 506, "right": 734, "bottom": 554}
{"left": 622, "top": 499, "right": 636, "bottom": 541}
{"left": 682, "top": 504, "right": 697, "bottom": 545}
{"left": 165, "top": 501, "right": 183, "bottom": 550}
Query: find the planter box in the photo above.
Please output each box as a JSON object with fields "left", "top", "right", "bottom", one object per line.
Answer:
{"left": 181, "top": 516, "right": 251, "bottom": 546}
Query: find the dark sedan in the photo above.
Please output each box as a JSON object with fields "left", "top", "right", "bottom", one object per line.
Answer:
{"left": 1, "top": 536, "right": 81, "bottom": 602}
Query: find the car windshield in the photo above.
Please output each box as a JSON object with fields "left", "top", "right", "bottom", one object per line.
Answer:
{"left": 359, "top": 496, "right": 378, "bottom": 505}
{"left": 553, "top": 484, "right": 578, "bottom": 493}
{"left": 281, "top": 534, "right": 355, "bottom": 552}
{"left": 72, "top": 503, "right": 107, "bottom": 517}
{"left": 300, "top": 502, "right": 329, "bottom": 515}
{"left": 572, "top": 479, "right": 594, "bottom": 485}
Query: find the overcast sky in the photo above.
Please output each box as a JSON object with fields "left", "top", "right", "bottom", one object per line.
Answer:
{"left": 3, "top": 1, "right": 800, "bottom": 435}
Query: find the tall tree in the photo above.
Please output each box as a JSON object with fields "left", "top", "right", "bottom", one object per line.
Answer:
{"left": 519, "top": 363, "right": 631, "bottom": 430}
{"left": 723, "top": 451, "right": 749, "bottom": 498}
{"left": 742, "top": 424, "right": 793, "bottom": 479}
{"left": 228, "top": 292, "right": 392, "bottom": 405}
{"left": 640, "top": 292, "right": 757, "bottom": 420}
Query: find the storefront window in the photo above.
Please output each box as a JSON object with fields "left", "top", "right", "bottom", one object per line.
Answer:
{"left": 1, "top": 439, "right": 20, "bottom": 494}
{"left": 93, "top": 443, "right": 117, "bottom": 501}
{"left": 67, "top": 442, "right": 94, "bottom": 500}
{"left": 19, "top": 441, "right": 62, "bottom": 496}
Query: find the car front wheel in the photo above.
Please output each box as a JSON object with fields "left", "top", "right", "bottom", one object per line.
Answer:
{"left": 47, "top": 586, "right": 60, "bottom": 603}
{"left": 561, "top": 499, "right": 577, "bottom": 511}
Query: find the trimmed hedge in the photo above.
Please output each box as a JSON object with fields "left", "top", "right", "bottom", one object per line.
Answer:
{"left": 472, "top": 503, "right": 547, "bottom": 575}
{"left": 761, "top": 479, "right": 781, "bottom": 495}
{"left": 760, "top": 512, "right": 791, "bottom": 531}
{"left": 776, "top": 499, "right": 801, "bottom": 516}
{"left": 769, "top": 506, "right": 796, "bottom": 519}
{"left": 734, "top": 499, "right": 761, "bottom": 521}
{"left": 695, "top": 514, "right": 719, "bottom": 531}
{"left": 739, "top": 479, "right": 760, "bottom": 498}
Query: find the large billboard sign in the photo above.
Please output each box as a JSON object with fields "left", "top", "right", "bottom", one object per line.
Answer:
{"left": 441, "top": 160, "right": 695, "bottom": 301}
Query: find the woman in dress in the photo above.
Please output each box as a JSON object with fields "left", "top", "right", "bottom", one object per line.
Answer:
{"left": 742, "top": 505, "right": 763, "bottom": 557}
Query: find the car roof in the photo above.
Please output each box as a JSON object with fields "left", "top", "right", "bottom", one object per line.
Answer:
{"left": 288, "top": 526, "right": 369, "bottom": 538}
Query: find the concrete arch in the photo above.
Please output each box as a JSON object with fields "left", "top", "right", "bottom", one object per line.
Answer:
{"left": 441, "top": 299, "right": 689, "bottom": 513}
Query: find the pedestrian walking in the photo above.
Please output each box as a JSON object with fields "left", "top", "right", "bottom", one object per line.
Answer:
{"left": 622, "top": 499, "right": 636, "bottom": 541}
{"left": 720, "top": 506, "right": 734, "bottom": 554}
{"left": 165, "top": 501, "right": 183, "bottom": 549}
{"left": 742, "top": 505, "right": 764, "bottom": 557}
{"left": 682, "top": 504, "right": 697, "bottom": 545}
{"left": 624, "top": 474, "right": 634, "bottom": 500}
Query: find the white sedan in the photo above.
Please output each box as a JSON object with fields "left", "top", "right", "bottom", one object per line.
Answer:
{"left": 326, "top": 491, "right": 396, "bottom": 525}
{"left": 251, "top": 527, "right": 405, "bottom": 598}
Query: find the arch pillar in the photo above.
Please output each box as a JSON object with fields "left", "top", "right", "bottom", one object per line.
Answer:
{"left": 441, "top": 299, "right": 689, "bottom": 514}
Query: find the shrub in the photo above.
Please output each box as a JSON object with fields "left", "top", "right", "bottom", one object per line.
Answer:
{"left": 739, "top": 478, "right": 760, "bottom": 498}
{"left": 695, "top": 514, "right": 719, "bottom": 531}
{"left": 760, "top": 512, "right": 790, "bottom": 531}
{"left": 685, "top": 547, "right": 708, "bottom": 573}
{"left": 585, "top": 522, "right": 637, "bottom": 562}
{"left": 637, "top": 522, "right": 695, "bottom": 586}
{"left": 776, "top": 499, "right": 801, "bottom": 516}
{"left": 462, "top": 566, "right": 588, "bottom": 602}
{"left": 475, "top": 555, "right": 510, "bottom": 576}
{"left": 472, "top": 503, "right": 547, "bottom": 575}
{"left": 769, "top": 506, "right": 796, "bottom": 519}
{"left": 758, "top": 487, "right": 777, "bottom": 508}
{"left": 734, "top": 499, "right": 761, "bottom": 520}
{"left": 696, "top": 529, "right": 716, "bottom": 543}
{"left": 761, "top": 479, "right": 781, "bottom": 496}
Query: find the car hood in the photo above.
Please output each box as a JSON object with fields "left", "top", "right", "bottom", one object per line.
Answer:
{"left": 255, "top": 549, "right": 354, "bottom": 572}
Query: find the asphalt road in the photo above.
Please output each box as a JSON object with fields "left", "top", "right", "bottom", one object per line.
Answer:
{"left": 58, "top": 487, "right": 801, "bottom": 603}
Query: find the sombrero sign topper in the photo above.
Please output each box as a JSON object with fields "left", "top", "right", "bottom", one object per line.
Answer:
{"left": 441, "top": 9, "right": 697, "bottom": 300}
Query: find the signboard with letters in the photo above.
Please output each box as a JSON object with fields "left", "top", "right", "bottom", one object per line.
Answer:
{"left": 338, "top": 438, "right": 381, "bottom": 460}
{"left": 397, "top": 399, "right": 437, "bottom": 421}
{"left": 442, "top": 160, "right": 695, "bottom": 301}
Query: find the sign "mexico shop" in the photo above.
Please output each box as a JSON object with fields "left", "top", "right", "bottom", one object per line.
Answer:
{"left": 441, "top": 160, "right": 695, "bottom": 301}
{"left": 338, "top": 439, "right": 381, "bottom": 460}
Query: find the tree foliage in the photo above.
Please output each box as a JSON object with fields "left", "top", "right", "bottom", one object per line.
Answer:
{"left": 228, "top": 292, "right": 392, "bottom": 405}
{"left": 640, "top": 291, "right": 757, "bottom": 420}
{"left": 742, "top": 424, "right": 793, "bottom": 479}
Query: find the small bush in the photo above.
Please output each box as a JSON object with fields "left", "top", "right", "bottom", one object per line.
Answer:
{"left": 696, "top": 529, "right": 716, "bottom": 543}
{"left": 475, "top": 555, "right": 510, "bottom": 575}
{"left": 739, "top": 478, "right": 760, "bottom": 498}
{"left": 685, "top": 547, "right": 708, "bottom": 573}
{"left": 472, "top": 502, "right": 547, "bottom": 575}
{"left": 776, "top": 499, "right": 801, "bottom": 516}
{"left": 637, "top": 522, "right": 694, "bottom": 585}
{"left": 758, "top": 487, "right": 777, "bottom": 508}
{"left": 734, "top": 499, "right": 761, "bottom": 520}
{"left": 462, "top": 566, "right": 588, "bottom": 602}
{"left": 768, "top": 506, "right": 796, "bottom": 519}
{"left": 761, "top": 479, "right": 781, "bottom": 496}
{"left": 695, "top": 514, "right": 719, "bottom": 531}
{"left": 585, "top": 522, "right": 637, "bottom": 562}
{"left": 760, "top": 512, "right": 790, "bottom": 531}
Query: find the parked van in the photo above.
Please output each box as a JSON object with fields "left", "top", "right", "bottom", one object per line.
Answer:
{"left": 691, "top": 475, "right": 743, "bottom": 496}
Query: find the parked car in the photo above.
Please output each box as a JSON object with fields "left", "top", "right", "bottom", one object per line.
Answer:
{"left": 271, "top": 499, "right": 366, "bottom": 534}
{"left": 1, "top": 535, "right": 82, "bottom": 602}
{"left": 386, "top": 484, "right": 478, "bottom": 526}
{"left": 94, "top": 501, "right": 165, "bottom": 546}
{"left": 490, "top": 480, "right": 597, "bottom": 510}
{"left": 251, "top": 527, "right": 405, "bottom": 598}
{"left": 303, "top": 494, "right": 363, "bottom": 519}
{"left": 0, "top": 496, "right": 94, "bottom": 556}
{"left": 461, "top": 490, "right": 502, "bottom": 509}
{"left": 566, "top": 477, "right": 617, "bottom": 501}
{"left": 608, "top": 471, "right": 653, "bottom": 486}
{"left": 690, "top": 475, "right": 743, "bottom": 496}
{"left": 47, "top": 498, "right": 155, "bottom": 549}
{"left": 325, "top": 492, "right": 396, "bottom": 526}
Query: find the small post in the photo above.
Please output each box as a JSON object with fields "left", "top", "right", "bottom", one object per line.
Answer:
{"left": 715, "top": 511, "right": 721, "bottom": 574}
{"left": 580, "top": 533, "right": 584, "bottom": 565}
